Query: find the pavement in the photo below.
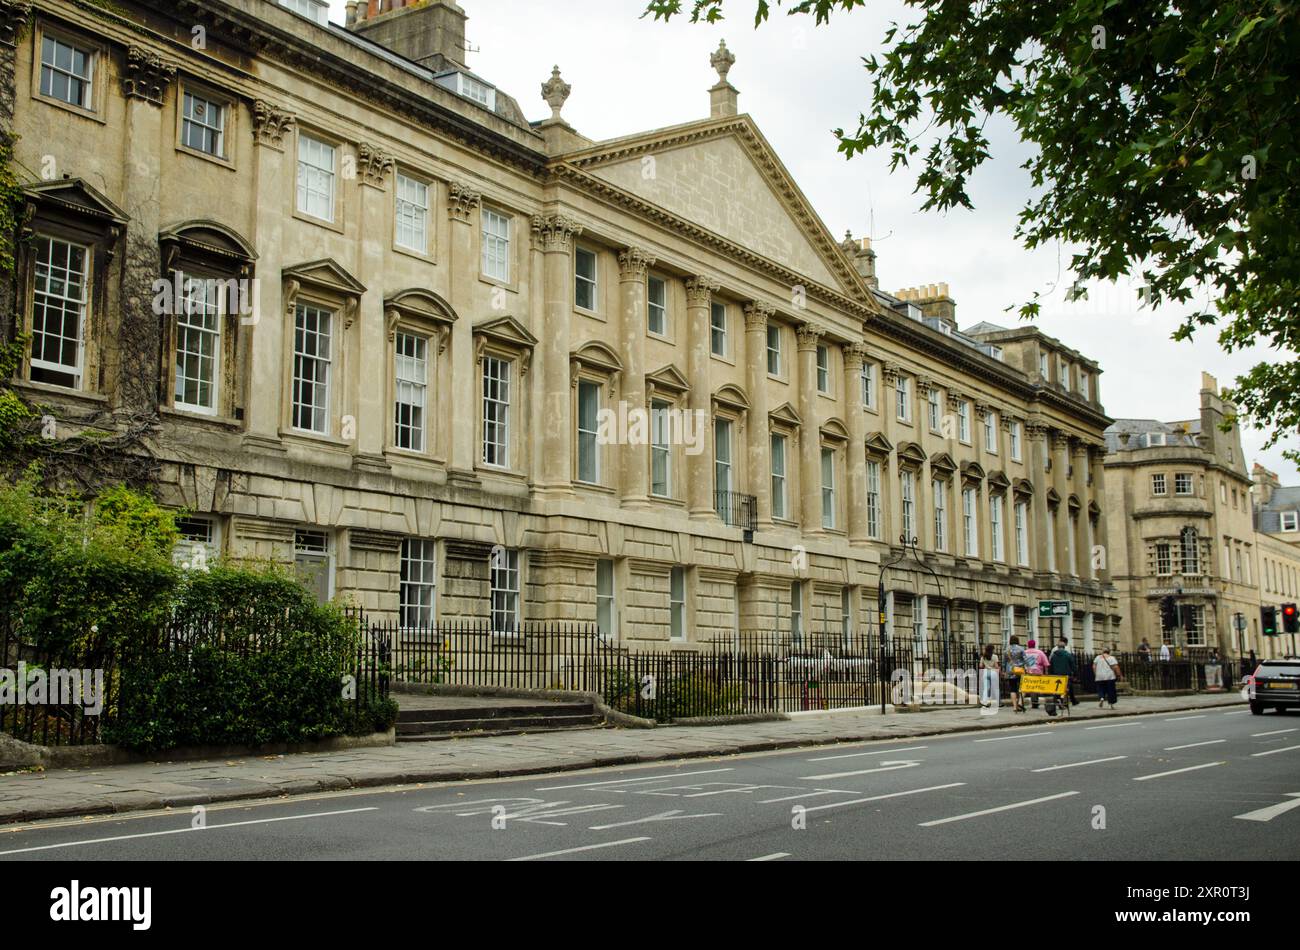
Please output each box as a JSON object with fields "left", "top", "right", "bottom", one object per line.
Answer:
{"left": 0, "top": 698, "right": 1295, "bottom": 861}
{"left": 0, "top": 692, "right": 1246, "bottom": 828}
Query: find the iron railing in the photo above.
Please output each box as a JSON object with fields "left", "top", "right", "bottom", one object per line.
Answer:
{"left": 714, "top": 490, "right": 758, "bottom": 531}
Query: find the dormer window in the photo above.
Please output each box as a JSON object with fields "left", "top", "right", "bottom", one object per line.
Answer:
{"left": 435, "top": 72, "right": 498, "bottom": 111}
{"left": 278, "top": 0, "right": 329, "bottom": 26}
{"left": 1146, "top": 432, "right": 1167, "bottom": 448}
{"left": 906, "top": 304, "right": 923, "bottom": 322}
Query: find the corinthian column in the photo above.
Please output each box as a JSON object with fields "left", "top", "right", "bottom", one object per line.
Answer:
{"left": 745, "top": 303, "right": 775, "bottom": 526}
{"left": 686, "top": 276, "right": 720, "bottom": 519}
{"left": 618, "top": 247, "right": 655, "bottom": 507}
{"left": 796, "top": 323, "right": 825, "bottom": 531}
{"left": 534, "top": 214, "right": 583, "bottom": 494}
{"left": 844, "top": 344, "right": 870, "bottom": 544}
{"left": 446, "top": 183, "right": 483, "bottom": 485}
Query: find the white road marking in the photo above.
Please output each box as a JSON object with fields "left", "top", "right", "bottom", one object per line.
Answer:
{"left": 758, "top": 790, "right": 854, "bottom": 804}
{"left": 0, "top": 807, "right": 379, "bottom": 856}
{"left": 803, "top": 783, "right": 966, "bottom": 815}
{"left": 1164, "top": 715, "right": 1207, "bottom": 722}
{"left": 974, "top": 731, "right": 1051, "bottom": 743}
{"left": 1031, "top": 756, "right": 1128, "bottom": 773}
{"left": 1252, "top": 745, "right": 1300, "bottom": 758}
{"left": 749, "top": 853, "right": 791, "bottom": 861}
{"left": 1223, "top": 711, "right": 1250, "bottom": 716}
{"left": 801, "top": 761, "right": 921, "bottom": 781}
{"left": 1086, "top": 722, "right": 1140, "bottom": 730}
{"left": 508, "top": 836, "right": 651, "bottom": 861}
{"left": 806, "top": 745, "right": 928, "bottom": 762}
{"left": 1164, "top": 739, "right": 1227, "bottom": 751}
{"left": 1133, "top": 762, "right": 1225, "bottom": 781}
{"left": 1235, "top": 794, "right": 1300, "bottom": 823}
{"left": 919, "top": 792, "right": 1079, "bottom": 827}
{"left": 535, "top": 769, "right": 733, "bottom": 791}
{"left": 1252, "top": 728, "right": 1298, "bottom": 738}
{"left": 588, "top": 810, "right": 722, "bottom": 831}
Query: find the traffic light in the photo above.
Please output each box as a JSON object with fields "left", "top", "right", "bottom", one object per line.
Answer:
{"left": 1262, "top": 605, "right": 1279, "bottom": 637}
{"left": 1283, "top": 603, "right": 1300, "bottom": 635}
{"left": 1160, "top": 596, "right": 1178, "bottom": 631}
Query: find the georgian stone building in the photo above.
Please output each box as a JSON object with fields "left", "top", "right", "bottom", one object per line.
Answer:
{"left": 1, "top": 0, "right": 1116, "bottom": 649}
{"left": 1103, "top": 374, "right": 1260, "bottom": 654}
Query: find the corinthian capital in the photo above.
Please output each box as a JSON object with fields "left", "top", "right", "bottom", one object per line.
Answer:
{"left": 685, "top": 276, "right": 721, "bottom": 306}
{"left": 448, "top": 183, "right": 482, "bottom": 222}
{"left": 533, "top": 214, "right": 583, "bottom": 253}
{"left": 357, "top": 143, "right": 395, "bottom": 188}
{"left": 743, "top": 301, "right": 775, "bottom": 329}
{"left": 121, "top": 46, "right": 176, "bottom": 105}
{"left": 252, "top": 100, "right": 295, "bottom": 149}
{"left": 617, "top": 246, "right": 656, "bottom": 281}
{"left": 795, "top": 323, "right": 825, "bottom": 351}
{"left": 844, "top": 343, "right": 870, "bottom": 370}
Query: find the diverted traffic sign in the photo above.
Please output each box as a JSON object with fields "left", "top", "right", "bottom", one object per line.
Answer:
{"left": 1039, "top": 600, "right": 1071, "bottom": 618}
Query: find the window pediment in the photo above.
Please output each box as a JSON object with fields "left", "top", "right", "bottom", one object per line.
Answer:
{"left": 865, "top": 431, "right": 893, "bottom": 455}
{"left": 987, "top": 470, "right": 1011, "bottom": 491}
{"left": 929, "top": 452, "right": 958, "bottom": 475}
{"left": 1014, "top": 478, "right": 1035, "bottom": 498}
{"left": 770, "top": 402, "right": 802, "bottom": 429}
{"left": 713, "top": 383, "right": 750, "bottom": 415}
{"left": 820, "top": 417, "right": 849, "bottom": 442}
{"left": 24, "top": 179, "right": 128, "bottom": 229}
{"left": 898, "top": 441, "right": 927, "bottom": 467}
{"left": 385, "top": 289, "right": 458, "bottom": 329}
{"left": 284, "top": 259, "right": 365, "bottom": 327}
{"left": 160, "top": 220, "right": 257, "bottom": 273}
{"left": 474, "top": 316, "right": 538, "bottom": 375}
{"left": 570, "top": 340, "right": 623, "bottom": 376}
{"left": 962, "top": 461, "right": 986, "bottom": 483}
{"left": 647, "top": 364, "right": 691, "bottom": 398}
{"left": 1046, "top": 487, "right": 1062, "bottom": 505}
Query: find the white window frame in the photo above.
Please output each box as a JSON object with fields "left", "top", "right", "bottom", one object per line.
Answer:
{"left": 291, "top": 302, "right": 332, "bottom": 435}
{"left": 395, "top": 173, "right": 430, "bottom": 255}
{"left": 393, "top": 331, "right": 428, "bottom": 453}
{"left": 596, "top": 559, "right": 616, "bottom": 641}
{"left": 39, "top": 33, "right": 94, "bottom": 110}
{"left": 866, "top": 459, "right": 882, "bottom": 540}
{"left": 990, "top": 495, "right": 1005, "bottom": 563}
{"left": 1010, "top": 421, "right": 1023, "bottom": 462}
{"left": 181, "top": 89, "right": 226, "bottom": 158}
{"left": 816, "top": 345, "right": 830, "bottom": 394}
{"left": 896, "top": 376, "right": 911, "bottom": 423}
{"left": 927, "top": 388, "right": 941, "bottom": 432}
{"left": 958, "top": 401, "right": 971, "bottom": 443}
{"left": 767, "top": 324, "right": 783, "bottom": 377}
{"left": 984, "top": 411, "right": 998, "bottom": 454}
{"left": 490, "top": 547, "right": 522, "bottom": 635}
{"left": 29, "top": 236, "right": 89, "bottom": 390}
{"left": 400, "top": 539, "right": 438, "bottom": 629}
{"left": 821, "top": 446, "right": 837, "bottom": 530}
{"left": 173, "top": 274, "right": 224, "bottom": 416}
{"left": 932, "top": 480, "right": 948, "bottom": 552}
{"left": 771, "top": 432, "right": 788, "bottom": 521}
{"left": 962, "top": 487, "right": 978, "bottom": 557}
{"left": 670, "top": 566, "right": 687, "bottom": 642}
{"left": 710, "top": 301, "right": 728, "bottom": 357}
{"left": 574, "top": 246, "right": 598, "bottom": 312}
{"left": 861, "top": 362, "right": 876, "bottom": 410}
{"left": 576, "top": 379, "right": 601, "bottom": 485}
{"left": 1281, "top": 512, "right": 1299, "bottom": 532}
{"left": 791, "top": 580, "right": 804, "bottom": 641}
{"left": 481, "top": 207, "right": 511, "bottom": 283}
{"left": 1175, "top": 472, "right": 1194, "bottom": 496}
{"left": 1015, "top": 501, "right": 1029, "bottom": 566}
{"left": 647, "top": 275, "right": 668, "bottom": 336}
{"left": 651, "top": 399, "right": 674, "bottom": 499}
{"left": 1152, "top": 473, "right": 1167, "bottom": 496}
{"left": 714, "top": 417, "right": 734, "bottom": 498}
{"left": 901, "top": 469, "right": 916, "bottom": 539}
{"left": 482, "top": 355, "right": 512, "bottom": 469}
{"left": 296, "top": 133, "right": 337, "bottom": 222}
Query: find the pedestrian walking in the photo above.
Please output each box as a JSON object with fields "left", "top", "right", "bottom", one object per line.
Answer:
{"left": 1023, "top": 639, "right": 1050, "bottom": 708}
{"left": 1094, "top": 648, "right": 1121, "bottom": 709}
{"left": 1048, "top": 637, "right": 1078, "bottom": 706}
{"left": 979, "top": 643, "right": 1000, "bottom": 709}
{"left": 1005, "top": 636, "right": 1027, "bottom": 713}
{"left": 1159, "top": 641, "right": 1171, "bottom": 661}
{"left": 1138, "top": 637, "right": 1152, "bottom": 663}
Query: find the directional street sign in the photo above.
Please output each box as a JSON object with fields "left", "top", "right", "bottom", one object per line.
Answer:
{"left": 1039, "top": 600, "right": 1072, "bottom": 618}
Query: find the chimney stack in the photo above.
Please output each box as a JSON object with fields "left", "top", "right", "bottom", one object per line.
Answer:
{"left": 350, "top": 0, "right": 469, "bottom": 72}
{"left": 841, "top": 231, "right": 878, "bottom": 291}
{"left": 709, "top": 40, "right": 739, "bottom": 118}
{"left": 1254, "top": 463, "right": 1280, "bottom": 506}
{"left": 896, "top": 283, "right": 957, "bottom": 329}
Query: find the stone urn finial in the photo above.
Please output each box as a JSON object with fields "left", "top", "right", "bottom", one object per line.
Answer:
{"left": 541, "top": 65, "right": 571, "bottom": 121}
{"left": 711, "top": 39, "right": 736, "bottom": 85}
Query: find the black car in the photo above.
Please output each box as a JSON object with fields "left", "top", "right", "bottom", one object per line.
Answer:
{"left": 1248, "top": 658, "right": 1300, "bottom": 715}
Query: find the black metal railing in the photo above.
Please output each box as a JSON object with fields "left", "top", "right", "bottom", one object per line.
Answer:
{"left": 714, "top": 490, "right": 758, "bottom": 531}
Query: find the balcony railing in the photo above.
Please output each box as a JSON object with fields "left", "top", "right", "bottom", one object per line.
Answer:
{"left": 715, "top": 490, "right": 758, "bottom": 531}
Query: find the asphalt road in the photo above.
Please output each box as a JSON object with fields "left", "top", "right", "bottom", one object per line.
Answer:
{"left": 2, "top": 707, "right": 1298, "bottom": 861}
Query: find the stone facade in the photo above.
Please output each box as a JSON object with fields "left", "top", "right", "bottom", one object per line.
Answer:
{"left": 1103, "top": 374, "right": 1260, "bottom": 654}
{"left": 4, "top": 0, "right": 1116, "bottom": 650}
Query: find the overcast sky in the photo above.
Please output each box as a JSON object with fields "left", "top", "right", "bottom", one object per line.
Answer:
{"left": 327, "top": 0, "right": 1298, "bottom": 482}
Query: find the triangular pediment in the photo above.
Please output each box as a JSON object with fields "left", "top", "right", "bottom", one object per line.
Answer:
{"left": 562, "top": 117, "right": 866, "bottom": 300}
{"left": 988, "top": 470, "right": 1011, "bottom": 491}
{"left": 284, "top": 259, "right": 366, "bottom": 297}
{"left": 647, "top": 364, "right": 691, "bottom": 396}
{"left": 474, "top": 315, "right": 538, "bottom": 350}
{"left": 770, "top": 402, "right": 802, "bottom": 428}
{"left": 865, "top": 431, "right": 894, "bottom": 454}
{"left": 25, "top": 179, "right": 127, "bottom": 225}
{"left": 929, "top": 452, "right": 958, "bottom": 474}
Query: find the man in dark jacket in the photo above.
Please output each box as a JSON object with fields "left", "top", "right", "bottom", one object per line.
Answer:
{"left": 1048, "top": 637, "right": 1079, "bottom": 706}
